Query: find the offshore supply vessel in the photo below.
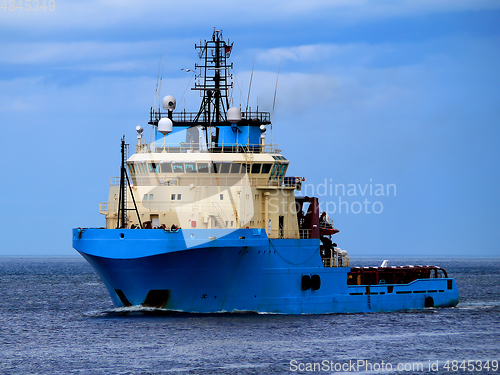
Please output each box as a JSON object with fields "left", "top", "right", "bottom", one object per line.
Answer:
{"left": 73, "top": 30, "right": 459, "bottom": 314}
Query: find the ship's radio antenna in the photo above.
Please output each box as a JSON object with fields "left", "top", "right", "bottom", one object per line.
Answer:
{"left": 272, "top": 57, "right": 282, "bottom": 117}
{"left": 180, "top": 68, "right": 195, "bottom": 103}
{"left": 158, "top": 66, "right": 164, "bottom": 107}
{"left": 153, "top": 55, "right": 162, "bottom": 108}
{"left": 234, "top": 73, "right": 244, "bottom": 108}
{"left": 246, "top": 55, "right": 256, "bottom": 114}
{"left": 271, "top": 57, "right": 282, "bottom": 147}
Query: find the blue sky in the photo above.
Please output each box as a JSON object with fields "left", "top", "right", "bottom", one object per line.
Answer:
{"left": 0, "top": 0, "right": 499, "bottom": 257}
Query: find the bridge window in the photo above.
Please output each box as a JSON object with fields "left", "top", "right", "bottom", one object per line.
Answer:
{"left": 272, "top": 155, "right": 287, "bottom": 160}
{"left": 155, "top": 161, "right": 271, "bottom": 174}
{"left": 219, "top": 163, "right": 231, "bottom": 173}
{"left": 261, "top": 163, "right": 272, "bottom": 174}
{"left": 148, "top": 163, "right": 159, "bottom": 173}
{"left": 230, "top": 163, "right": 241, "bottom": 173}
{"left": 127, "top": 164, "right": 135, "bottom": 174}
{"left": 135, "top": 163, "right": 144, "bottom": 174}
{"left": 172, "top": 163, "right": 184, "bottom": 173}
{"left": 270, "top": 164, "right": 279, "bottom": 179}
{"left": 160, "top": 162, "right": 172, "bottom": 173}
{"left": 251, "top": 163, "right": 262, "bottom": 174}
{"left": 198, "top": 163, "right": 209, "bottom": 173}
{"left": 185, "top": 163, "right": 197, "bottom": 173}
{"left": 279, "top": 164, "right": 287, "bottom": 178}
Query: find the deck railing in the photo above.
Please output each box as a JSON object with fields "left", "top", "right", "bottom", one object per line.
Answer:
{"left": 136, "top": 142, "right": 281, "bottom": 155}
{"left": 322, "top": 254, "right": 350, "bottom": 268}
{"left": 149, "top": 110, "right": 271, "bottom": 124}
{"left": 268, "top": 228, "right": 305, "bottom": 240}
{"left": 110, "top": 175, "right": 293, "bottom": 189}
{"left": 299, "top": 229, "right": 311, "bottom": 239}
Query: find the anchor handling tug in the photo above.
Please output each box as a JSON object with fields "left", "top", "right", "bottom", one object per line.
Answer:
{"left": 73, "top": 30, "right": 459, "bottom": 314}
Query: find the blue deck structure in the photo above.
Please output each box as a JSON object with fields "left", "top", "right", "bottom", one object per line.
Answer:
{"left": 73, "top": 228, "right": 458, "bottom": 314}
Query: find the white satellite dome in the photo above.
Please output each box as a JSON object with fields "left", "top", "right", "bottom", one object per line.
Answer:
{"left": 158, "top": 118, "right": 173, "bottom": 135}
{"left": 227, "top": 107, "right": 241, "bottom": 123}
{"left": 162, "top": 95, "right": 176, "bottom": 111}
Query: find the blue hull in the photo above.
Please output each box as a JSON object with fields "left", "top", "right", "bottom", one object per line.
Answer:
{"left": 73, "top": 228, "right": 459, "bottom": 314}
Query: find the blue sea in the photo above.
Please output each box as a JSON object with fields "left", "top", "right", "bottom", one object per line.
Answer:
{"left": 0, "top": 257, "right": 498, "bottom": 374}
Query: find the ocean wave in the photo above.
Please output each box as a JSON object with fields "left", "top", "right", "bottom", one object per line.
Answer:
{"left": 82, "top": 306, "right": 266, "bottom": 317}
{"left": 456, "top": 301, "right": 500, "bottom": 310}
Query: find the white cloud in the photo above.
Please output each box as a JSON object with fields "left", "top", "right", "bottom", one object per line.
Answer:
{"left": 1, "top": 0, "right": 498, "bottom": 31}
{"left": 0, "top": 41, "right": 158, "bottom": 65}
{"left": 256, "top": 44, "right": 363, "bottom": 65}
{"left": 316, "top": 0, "right": 500, "bottom": 22}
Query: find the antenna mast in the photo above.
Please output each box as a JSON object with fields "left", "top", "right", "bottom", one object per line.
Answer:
{"left": 117, "top": 136, "right": 127, "bottom": 229}
{"left": 117, "top": 136, "right": 142, "bottom": 229}
{"left": 193, "top": 29, "right": 233, "bottom": 124}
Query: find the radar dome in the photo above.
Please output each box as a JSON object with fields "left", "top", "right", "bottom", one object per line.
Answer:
{"left": 158, "top": 118, "right": 173, "bottom": 135}
{"left": 162, "top": 95, "right": 176, "bottom": 111}
{"left": 227, "top": 107, "right": 241, "bottom": 123}
{"left": 136, "top": 126, "right": 144, "bottom": 134}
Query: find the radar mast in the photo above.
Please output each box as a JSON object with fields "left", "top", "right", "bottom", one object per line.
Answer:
{"left": 193, "top": 29, "right": 233, "bottom": 124}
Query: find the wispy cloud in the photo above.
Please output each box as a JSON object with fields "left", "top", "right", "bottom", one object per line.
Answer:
{"left": 1, "top": 0, "right": 498, "bottom": 32}
{"left": 0, "top": 41, "right": 158, "bottom": 65}
{"left": 256, "top": 44, "right": 365, "bottom": 66}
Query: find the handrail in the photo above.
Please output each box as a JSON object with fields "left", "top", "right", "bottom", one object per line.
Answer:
{"left": 115, "top": 175, "right": 288, "bottom": 188}
{"left": 149, "top": 110, "right": 271, "bottom": 124}
{"left": 99, "top": 202, "right": 108, "bottom": 215}
{"left": 211, "top": 202, "right": 230, "bottom": 228}
{"left": 136, "top": 142, "right": 281, "bottom": 154}
{"left": 101, "top": 200, "right": 246, "bottom": 215}
{"left": 322, "top": 254, "right": 350, "bottom": 268}
{"left": 268, "top": 229, "right": 302, "bottom": 239}
{"left": 299, "top": 229, "right": 311, "bottom": 239}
